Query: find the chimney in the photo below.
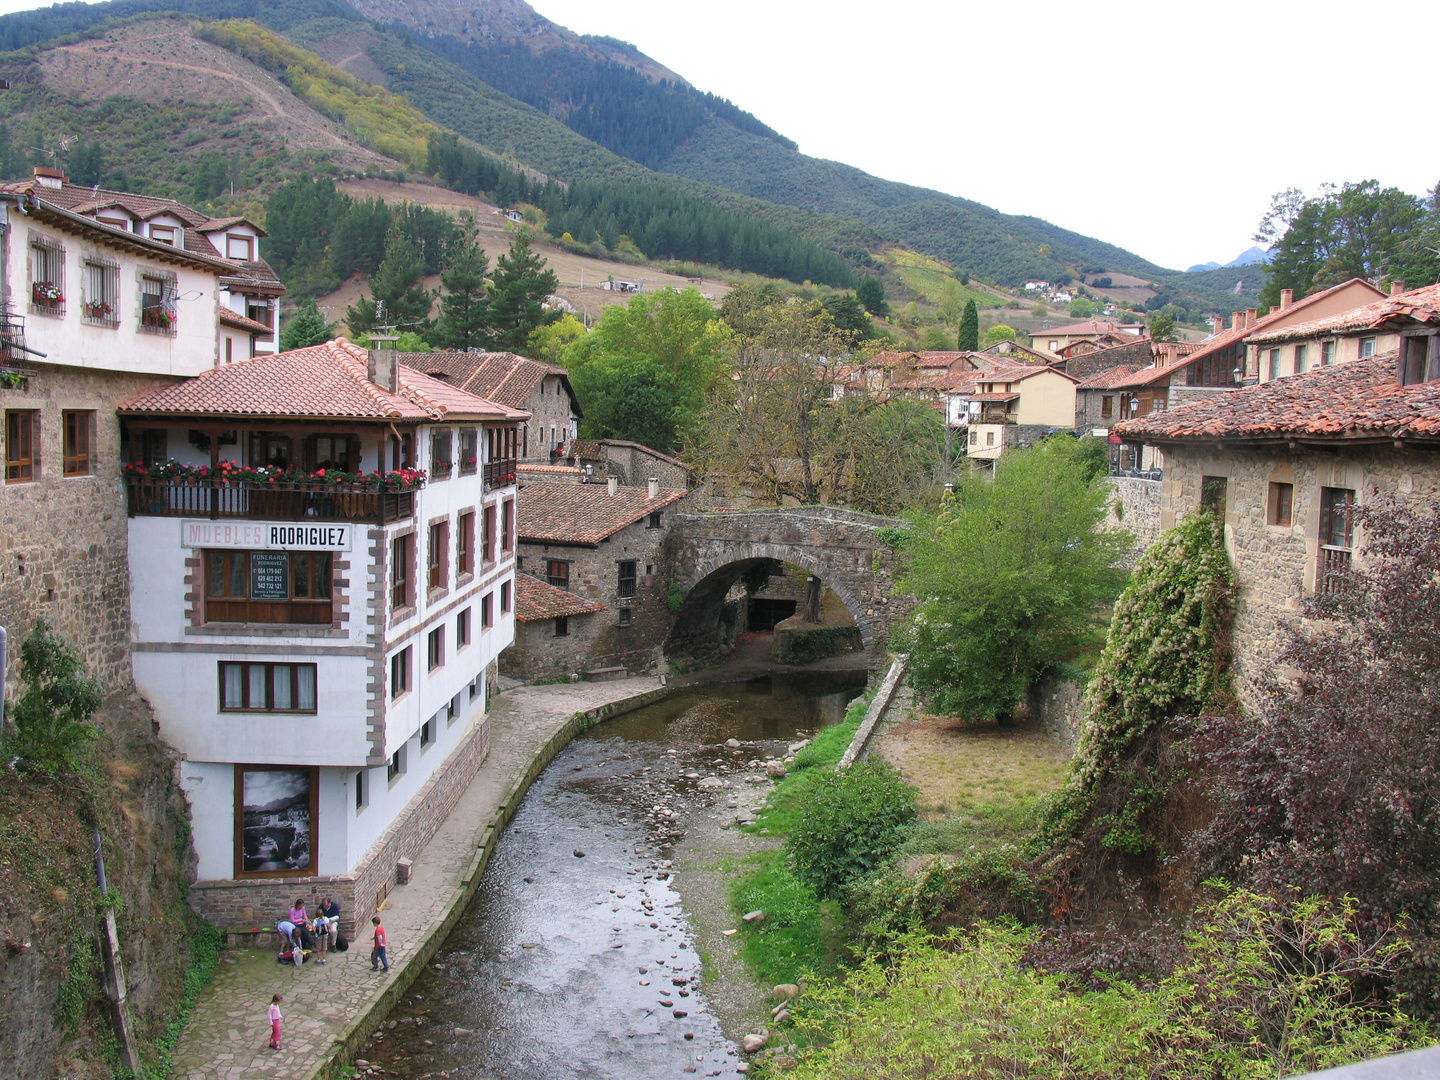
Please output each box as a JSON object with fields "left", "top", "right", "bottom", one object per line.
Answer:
{"left": 1279, "top": 288, "right": 1294, "bottom": 310}
{"left": 1231, "top": 311, "right": 1243, "bottom": 332}
{"left": 1245, "top": 308, "right": 1258, "bottom": 328}
{"left": 1211, "top": 316, "right": 1225, "bottom": 336}
{"left": 368, "top": 348, "right": 399, "bottom": 393}
{"left": 607, "top": 476, "right": 618, "bottom": 496}
{"left": 1391, "top": 280, "right": 1406, "bottom": 296}
{"left": 32, "top": 165, "right": 66, "bottom": 190}
{"left": 647, "top": 477, "right": 659, "bottom": 500}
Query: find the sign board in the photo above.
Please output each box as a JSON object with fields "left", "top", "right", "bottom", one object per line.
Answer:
{"left": 249, "top": 552, "right": 290, "bottom": 599}
{"left": 181, "top": 520, "right": 353, "bottom": 551}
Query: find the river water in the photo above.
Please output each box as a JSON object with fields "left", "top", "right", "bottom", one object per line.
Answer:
{"left": 362, "top": 669, "right": 867, "bottom": 1080}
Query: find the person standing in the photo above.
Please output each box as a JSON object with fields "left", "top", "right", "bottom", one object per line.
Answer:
{"left": 371, "top": 915, "right": 389, "bottom": 973}
{"left": 311, "top": 912, "right": 330, "bottom": 964}
{"left": 267, "top": 994, "right": 283, "bottom": 1050}
{"left": 317, "top": 896, "right": 340, "bottom": 949}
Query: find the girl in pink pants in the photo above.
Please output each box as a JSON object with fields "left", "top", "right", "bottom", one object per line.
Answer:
{"left": 268, "top": 994, "right": 283, "bottom": 1050}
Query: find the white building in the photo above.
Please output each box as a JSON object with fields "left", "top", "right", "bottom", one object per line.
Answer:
{"left": 118, "top": 339, "right": 525, "bottom": 934}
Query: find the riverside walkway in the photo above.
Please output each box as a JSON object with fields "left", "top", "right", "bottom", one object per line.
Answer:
{"left": 170, "top": 675, "right": 666, "bottom": 1080}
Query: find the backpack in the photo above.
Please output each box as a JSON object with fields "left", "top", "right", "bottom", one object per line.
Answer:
{"left": 334, "top": 932, "right": 349, "bottom": 952}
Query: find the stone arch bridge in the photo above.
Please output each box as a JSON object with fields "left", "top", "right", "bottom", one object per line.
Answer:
{"left": 664, "top": 507, "right": 913, "bottom": 660}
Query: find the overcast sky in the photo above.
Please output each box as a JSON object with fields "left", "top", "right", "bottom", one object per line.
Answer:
{"left": 2, "top": 0, "right": 1435, "bottom": 271}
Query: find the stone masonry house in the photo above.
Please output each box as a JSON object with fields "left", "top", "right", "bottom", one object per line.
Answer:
{"left": 566, "top": 438, "right": 690, "bottom": 490}
{"left": 400, "top": 350, "right": 581, "bottom": 463}
{"left": 503, "top": 572, "right": 607, "bottom": 681}
{"left": 1115, "top": 351, "right": 1440, "bottom": 702}
{"left": 513, "top": 477, "right": 687, "bottom": 678}
{"left": 1033, "top": 320, "right": 1144, "bottom": 358}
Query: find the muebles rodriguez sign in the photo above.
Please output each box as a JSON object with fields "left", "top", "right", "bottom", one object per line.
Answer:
{"left": 181, "top": 520, "right": 354, "bottom": 551}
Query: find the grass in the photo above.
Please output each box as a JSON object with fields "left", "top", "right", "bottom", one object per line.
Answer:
{"left": 885, "top": 247, "right": 1003, "bottom": 311}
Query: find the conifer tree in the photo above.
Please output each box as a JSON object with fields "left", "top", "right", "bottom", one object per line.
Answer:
{"left": 487, "top": 231, "right": 559, "bottom": 352}
{"left": 856, "top": 276, "right": 889, "bottom": 317}
{"left": 432, "top": 224, "right": 491, "bottom": 351}
{"left": 345, "top": 226, "right": 432, "bottom": 337}
{"left": 958, "top": 299, "right": 979, "bottom": 350}
{"left": 279, "top": 300, "right": 335, "bottom": 352}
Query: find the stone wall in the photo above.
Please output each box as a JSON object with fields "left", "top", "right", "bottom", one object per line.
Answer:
{"left": 0, "top": 363, "right": 172, "bottom": 690}
{"left": 1106, "top": 476, "right": 1162, "bottom": 562}
{"left": 501, "top": 609, "right": 608, "bottom": 681}
{"left": 1064, "top": 340, "right": 1154, "bottom": 381}
{"left": 1158, "top": 442, "right": 1440, "bottom": 703}
{"left": 188, "top": 716, "right": 491, "bottom": 940}
{"left": 1027, "top": 671, "right": 1084, "bottom": 747}
{"left": 521, "top": 374, "right": 576, "bottom": 462}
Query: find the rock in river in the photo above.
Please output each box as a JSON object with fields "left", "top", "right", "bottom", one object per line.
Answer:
{"left": 742, "top": 1033, "right": 768, "bottom": 1054}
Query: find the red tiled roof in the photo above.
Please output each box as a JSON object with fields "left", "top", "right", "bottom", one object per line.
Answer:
{"left": 118, "top": 339, "right": 528, "bottom": 422}
{"left": 196, "top": 216, "right": 266, "bottom": 237}
{"left": 1247, "top": 282, "right": 1440, "bottom": 344}
{"left": 218, "top": 308, "right": 275, "bottom": 335}
{"left": 518, "top": 482, "right": 687, "bottom": 545}
{"left": 1077, "top": 365, "right": 1144, "bottom": 390}
{"left": 518, "top": 463, "right": 584, "bottom": 475}
{"left": 1115, "top": 351, "right": 1440, "bottom": 443}
{"left": 1037, "top": 320, "right": 1144, "bottom": 338}
{"left": 401, "top": 351, "right": 580, "bottom": 416}
{"left": 978, "top": 361, "right": 1078, "bottom": 384}
{"left": 514, "top": 573, "right": 606, "bottom": 622}
{"left": 970, "top": 392, "right": 1020, "bottom": 402}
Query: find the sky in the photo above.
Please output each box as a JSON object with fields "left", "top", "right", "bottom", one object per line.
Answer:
{"left": 0, "top": 0, "right": 1435, "bottom": 271}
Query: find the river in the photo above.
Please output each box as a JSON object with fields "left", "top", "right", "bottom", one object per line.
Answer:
{"left": 361, "top": 668, "right": 868, "bottom": 1080}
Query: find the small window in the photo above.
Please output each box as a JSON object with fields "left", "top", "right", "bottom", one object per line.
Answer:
{"left": 481, "top": 592, "right": 493, "bottom": 630}
{"left": 501, "top": 579, "right": 512, "bottom": 614}
{"left": 1201, "top": 475, "right": 1228, "bottom": 518}
{"left": 501, "top": 499, "right": 514, "bottom": 552}
{"left": 547, "top": 560, "right": 569, "bottom": 590}
{"left": 388, "top": 746, "right": 405, "bottom": 783}
{"left": 6, "top": 410, "right": 38, "bottom": 483}
{"left": 448, "top": 693, "right": 459, "bottom": 724}
{"left": 985, "top": 431, "right": 995, "bottom": 446}
{"left": 28, "top": 236, "right": 65, "bottom": 315}
{"left": 1319, "top": 487, "right": 1355, "bottom": 549}
{"left": 1267, "top": 482, "right": 1293, "bottom": 527}
{"left": 427, "top": 520, "right": 449, "bottom": 592}
{"left": 469, "top": 674, "right": 481, "bottom": 702}
{"left": 355, "top": 769, "right": 368, "bottom": 811}
{"left": 617, "top": 560, "right": 637, "bottom": 599}
{"left": 1267, "top": 348, "right": 1281, "bottom": 381}
{"left": 427, "top": 626, "right": 444, "bottom": 671}
{"left": 618, "top": 608, "right": 632, "bottom": 628}
{"left": 1100, "top": 395, "right": 1113, "bottom": 419}
{"left": 82, "top": 258, "right": 119, "bottom": 327}
{"left": 1294, "top": 344, "right": 1308, "bottom": 374}
{"left": 246, "top": 302, "right": 272, "bottom": 331}
{"left": 149, "top": 225, "right": 176, "bottom": 246}
{"left": 457, "top": 607, "right": 471, "bottom": 648}
{"left": 218, "top": 662, "right": 317, "bottom": 713}
{"left": 431, "top": 429, "right": 453, "bottom": 478}
{"left": 554, "top": 615, "right": 569, "bottom": 637}
{"left": 458, "top": 511, "right": 475, "bottom": 577}
{"left": 968, "top": 429, "right": 977, "bottom": 445}
{"left": 63, "top": 411, "right": 93, "bottom": 477}
{"left": 391, "top": 647, "right": 411, "bottom": 698}
{"left": 483, "top": 505, "right": 496, "bottom": 564}
{"left": 392, "top": 533, "right": 414, "bottom": 611}
{"left": 648, "top": 511, "right": 662, "bottom": 529}
{"left": 391, "top": 432, "right": 414, "bottom": 470}
{"left": 311, "top": 435, "right": 351, "bottom": 471}
{"left": 248, "top": 431, "right": 292, "bottom": 468}
{"left": 226, "top": 234, "right": 253, "bottom": 261}
{"left": 1359, "top": 337, "right": 1377, "bottom": 358}
{"left": 139, "top": 271, "right": 177, "bottom": 334}
{"left": 459, "top": 429, "right": 478, "bottom": 474}
{"left": 421, "top": 718, "right": 435, "bottom": 748}
{"left": 1400, "top": 335, "right": 1436, "bottom": 386}
{"left": 1321, "top": 340, "right": 1336, "bottom": 366}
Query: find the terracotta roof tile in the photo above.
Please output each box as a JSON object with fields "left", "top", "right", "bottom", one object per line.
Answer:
{"left": 514, "top": 573, "right": 606, "bottom": 622}
{"left": 400, "top": 351, "right": 579, "bottom": 415}
{"left": 518, "top": 482, "right": 687, "bottom": 545}
{"left": 1247, "top": 282, "right": 1440, "bottom": 343}
{"left": 218, "top": 308, "right": 275, "bottom": 335}
{"left": 1077, "top": 365, "right": 1144, "bottom": 390}
{"left": 1037, "top": 320, "right": 1145, "bottom": 338}
{"left": 1115, "top": 351, "right": 1440, "bottom": 443}
{"left": 118, "top": 339, "right": 528, "bottom": 422}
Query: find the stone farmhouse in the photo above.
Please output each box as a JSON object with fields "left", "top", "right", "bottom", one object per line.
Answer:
{"left": 118, "top": 339, "right": 525, "bottom": 936}
{"left": 511, "top": 476, "right": 688, "bottom": 680}
{"left": 566, "top": 438, "right": 691, "bottom": 491}
{"left": 399, "top": 350, "right": 582, "bottom": 463}
{"left": 503, "top": 572, "right": 607, "bottom": 682}
{"left": 1115, "top": 350, "right": 1440, "bottom": 701}
{"left": 980, "top": 338, "right": 1053, "bottom": 365}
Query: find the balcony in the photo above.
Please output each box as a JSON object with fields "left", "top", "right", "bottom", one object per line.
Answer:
{"left": 126, "top": 478, "right": 415, "bottom": 524}
{"left": 484, "top": 458, "right": 517, "bottom": 491}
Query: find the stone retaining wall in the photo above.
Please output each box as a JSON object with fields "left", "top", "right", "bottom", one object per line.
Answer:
{"left": 1106, "top": 476, "right": 1162, "bottom": 561}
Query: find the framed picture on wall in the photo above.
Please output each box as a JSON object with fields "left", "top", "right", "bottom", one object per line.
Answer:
{"left": 234, "top": 765, "right": 318, "bottom": 878}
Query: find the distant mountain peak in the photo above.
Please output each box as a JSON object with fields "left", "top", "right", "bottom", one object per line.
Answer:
{"left": 1187, "top": 246, "right": 1270, "bottom": 273}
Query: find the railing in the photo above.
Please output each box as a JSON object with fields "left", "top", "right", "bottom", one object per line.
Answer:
{"left": 484, "top": 459, "right": 517, "bottom": 491}
{"left": 125, "top": 479, "right": 416, "bottom": 524}
{"left": 1318, "top": 545, "right": 1352, "bottom": 596}
{"left": 1111, "top": 467, "right": 1163, "bottom": 481}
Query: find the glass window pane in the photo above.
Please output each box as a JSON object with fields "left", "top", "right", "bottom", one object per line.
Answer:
{"left": 314, "top": 554, "right": 331, "bottom": 599}
{"left": 248, "top": 665, "right": 267, "bottom": 709}
{"left": 272, "top": 665, "right": 293, "bottom": 710}
{"left": 296, "top": 666, "right": 316, "bottom": 711}
{"left": 209, "top": 553, "right": 224, "bottom": 596}
{"left": 292, "top": 554, "right": 309, "bottom": 599}
{"left": 230, "top": 553, "right": 245, "bottom": 597}
{"left": 222, "top": 664, "right": 243, "bottom": 709}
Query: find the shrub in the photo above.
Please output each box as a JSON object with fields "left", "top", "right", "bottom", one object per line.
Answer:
{"left": 786, "top": 759, "right": 918, "bottom": 900}
{"left": 4, "top": 620, "right": 104, "bottom": 775}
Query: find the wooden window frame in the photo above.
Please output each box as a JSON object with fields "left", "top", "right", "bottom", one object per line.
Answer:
{"left": 390, "top": 646, "right": 411, "bottom": 699}
{"left": 427, "top": 519, "right": 450, "bottom": 593}
{"left": 226, "top": 234, "right": 254, "bottom": 261}
{"left": 481, "top": 592, "right": 493, "bottom": 630}
{"left": 427, "top": 626, "right": 444, "bottom": 671}
{"left": 554, "top": 615, "right": 569, "bottom": 637}
{"left": 1267, "top": 482, "right": 1293, "bottom": 527}
{"left": 617, "top": 560, "right": 637, "bottom": 599}
{"left": 482, "top": 505, "right": 496, "bottom": 565}
{"left": 458, "top": 428, "right": 478, "bottom": 475}
{"left": 6, "top": 409, "right": 38, "bottom": 483}
{"left": 63, "top": 410, "right": 94, "bottom": 477}
{"left": 1358, "top": 336, "right": 1377, "bottom": 358}
{"left": 233, "top": 765, "right": 319, "bottom": 880}
{"left": 81, "top": 257, "right": 120, "bottom": 328}
{"left": 457, "top": 607, "right": 471, "bottom": 648}
{"left": 218, "top": 661, "right": 318, "bottom": 714}
{"left": 457, "top": 511, "right": 475, "bottom": 578}
{"left": 391, "top": 533, "right": 414, "bottom": 613}
{"left": 1100, "top": 395, "right": 1113, "bottom": 419}
{"left": 204, "top": 550, "right": 333, "bottom": 625}
{"left": 137, "top": 269, "right": 178, "bottom": 335}
{"left": 501, "top": 498, "right": 514, "bottom": 552}
{"left": 28, "top": 234, "right": 65, "bottom": 317}
{"left": 500, "top": 579, "right": 512, "bottom": 614}
{"left": 421, "top": 718, "right": 435, "bottom": 748}
{"left": 430, "top": 429, "right": 453, "bottom": 479}
{"left": 546, "top": 560, "right": 570, "bottom": 590}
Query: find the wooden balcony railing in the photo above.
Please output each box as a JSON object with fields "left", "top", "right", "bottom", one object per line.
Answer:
{"left": 484, "top": 459, "right": 517, "bottom": 491}
{"left": 1318, "top": 546, "right": 1353, "bottom": 596}
{"left": 125, "top": 478, "right": 416, "bottom": 524}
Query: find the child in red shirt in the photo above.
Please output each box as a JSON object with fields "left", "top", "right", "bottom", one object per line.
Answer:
{"left": 371, "top": 915, "right": 389, "bottom": 972}
{"left": 267, "top": 994, "right": 283, "bottom": 1050}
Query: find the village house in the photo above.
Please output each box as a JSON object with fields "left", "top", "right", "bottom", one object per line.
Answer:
{"left": 118, "top": 339, "right": 525, "bottom": 936}
{"left": 979, "top": 338, "right": 1054, "bottom": 365}
{"left": 565, "top": 438, "right": 690, "bottom": 490}
{"left": 1115, "top": 350, "right": 1440, "bottom": 701}
{"left": 1033, "top": 320, "right": 1144, "bottom": 358}
{"left": 503, "top": 573, "right": 608, "bottom": 682}
{"left": 511, "top": 476, "right": 687, "bottom": 679}
{"left": 965, "top": 361, "right": 1078, "bottom": 461}
{"left": 400, "top": 350, "right": 582, "bottom": 462}
{"left": 1245, "top": 281, "right": 1439, "bottom": 384}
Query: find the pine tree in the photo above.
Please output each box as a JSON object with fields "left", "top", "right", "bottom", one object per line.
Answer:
{"left": 345, "top": 226, "right": 432, "bottom": 337}
{"left": 432, "top": 225, "right": 491, "bottom": 351}
{"left": 279, "top": 300, "right": 335, "bottom": 352}
{"left": 958, "top": 299, "right": 979, "bottom": 350}
{"left": 856, "top": 276, "right": 889, "bottom": 317}
{"left": 487, "top": 231, "right": 559, "bottom": 352}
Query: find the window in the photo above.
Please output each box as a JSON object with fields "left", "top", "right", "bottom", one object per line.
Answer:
{"left": 248, "top": 431, "right": 292, "bottom": 468}
{"left": 501, "top": 579, "right": 512, "bottom": 614}
{"left": 985, "top": 430, "right": 995, "bottom": 446}
{"left": 547, "top": 560, "right": 569, "bottom": 589}
{"left": 1359, "top": 337, "right": 1377, "bottom": 358}
{"left": 618, "top": 608, "right": 632, "bottom": 627}
{"left": 459, "top": 428, "right": 478, "bottom": 474}
{"left": 149, "top": 225, "right": 176, "bottom": 246}
{"left": 205, "top": 551, "right": 332, "bottom": 624}
{"left": 427, "top": 626, "right": 444, "bottom": 671}
{"left": 1400, "top": 335, "right": 1437, "bottom": 386}
{"left": 1048, "top": 340, "right": 1058, "bottom": 351}
{"left": 1201, "top": 475, "right": 1228, "bottom": 518}
{"left": 421, "top": 718, "right": 435, "bottom": 748}
{"left": 1319, "top": 486, "right": 1356, "bottom": 595}
{"left": 28, "top": 236, "right": 64, "bottom": 315}
{"left": 391, "top": 432, "right": 414, "bottom": 470}
{"left": 617, "top": 560, "right": 637, "bottom": 599}
{"left": 648, "top": 511, "right": 662, "bottom": 529}
{"left": 457, "top": 607, "right": 471, "bottom": 648}
{"left": 481, "top": 592, "right": 493, "bottom": 630}
{"left": 1294, "top": 344, "right": 1308, "bottom": 374}
{"left": 97, "top": 215, "right": 128, "bottom": 231}
{"left": 501, "top": 499, "right": 514, "bottom": 551}
{"left": 1267, "top": 348, "right": 1280, "bottom": 381}
{"left": 1267, "top": 482, "right": 1293, "bottom": 527}
{"left": 226, "top": 234, "right": 253, "bottom": 261}
{"left": 448, "top": 693, "right": 459, "bottom": 724}
{"left": 391, "top": 533, "right": 414, "bottom": 611}
{"left": 219, "top": 662, "right": 317, "bottom": 713}
{"left": 247, "top": 302, "right": 272, "bottom": 330}
{"left": 427, "top": 520, "right": 449, "bottom": 592}
{"left": 137, "top": 429, "right": 167, "bottom": 466}
{"left": 63, "top": 411, "right": 92, "bottom": 476}
{"left": 554, "top": 615, "right": 569, "bottom": 637}
{"left": 1322, "top": 340, "right": 1336, "bottom": 366}
{"left": 1100, "top": 395, "right": 1113, "bottom": 419}
{"left": 6, "top": 410, "right": 38, "bottom": 483}
{"left": 391, "top": 647, "right": 411, "bottom": 698}
{"left": 457, "top": 511, "right": 475, "bottom": 577}
{"left": 82, "top": 258, "right": 119, "bottom": 327}
{"left": 482, "top": 505, "right": 496, "bottom": 564}
{"left": 388, "top": 746, "right": 406, "bottom": 783}
{"left": 968, "top": 429, "right": 977, "bottom": 445}
{"left": 430, "top": 428, "right": 453, "bottom": 478}
{"left": 309, "top": 435, "right": 351, "bottom": 471}
{"left": 355, "top": 769, "right": 368, "bottom": 811}
{"left": 138, "top": 270, "right": 177, "bottom": 334}
{"left": 469, "top": 674, "right": 482, "bottom": 702}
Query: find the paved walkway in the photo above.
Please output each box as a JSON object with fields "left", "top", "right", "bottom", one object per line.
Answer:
{"left": 170, "top": 676, "right": 664, "bottom": 1080}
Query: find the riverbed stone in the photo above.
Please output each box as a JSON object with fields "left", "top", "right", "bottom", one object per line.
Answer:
{"left": 725, "top": 738, "right": 742, "bottom": 748}
{"left": 742, "top": 910, "right": 766, "bottom": 923}
{"left": 742, "top": 1033, "right": 768, "bottom": 1053}
{"left": 764, "top": 761, "right": 787, "bottom": 778}
{"left": 697, "top": 776, "right": 724, "bottom": 790}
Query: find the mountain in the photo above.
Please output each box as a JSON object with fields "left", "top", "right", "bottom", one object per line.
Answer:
{"left": 1187, "top": 246, "right": 1271, "bottom": 273}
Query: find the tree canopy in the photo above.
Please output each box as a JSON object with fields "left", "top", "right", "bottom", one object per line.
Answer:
{"left": 486, "top": 231, "right": 560, "bottom": 352}
{"left": 958, "top": 300, "right": 979, "bottom": 350}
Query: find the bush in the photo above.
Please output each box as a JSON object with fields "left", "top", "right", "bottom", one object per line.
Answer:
{"left": 786, "top": 759, "right": 918, "bottom": 900}
{"left": 3, "top": 620, "right": 104, "bottom": 775}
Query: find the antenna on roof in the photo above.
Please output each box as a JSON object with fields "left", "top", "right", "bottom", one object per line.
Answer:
{"left": 28, "top": 134, "right": 76, "bottom": 160}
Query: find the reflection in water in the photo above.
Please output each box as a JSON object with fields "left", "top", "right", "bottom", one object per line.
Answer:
{"left": 367, "top": 670, "right": 867, "bottom": 1080}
